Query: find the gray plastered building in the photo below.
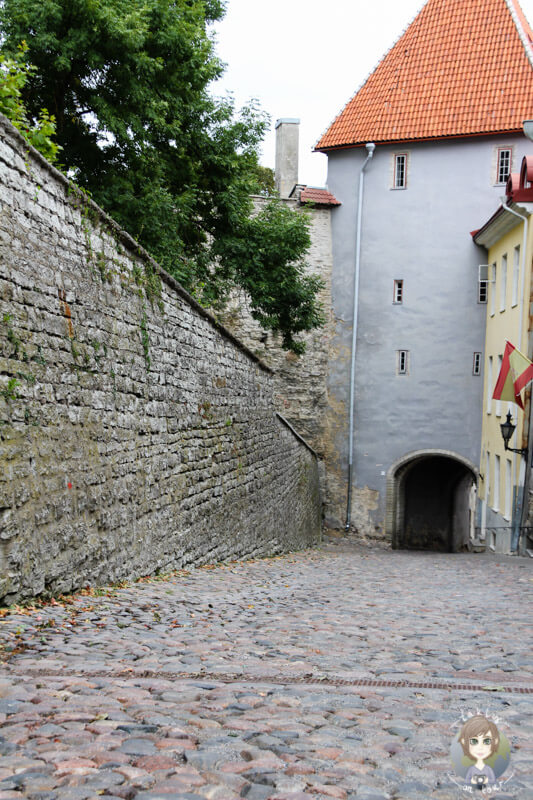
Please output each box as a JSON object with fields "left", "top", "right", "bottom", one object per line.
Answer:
{"left": 315, "top": 0, "right": 533, "bottom": 548}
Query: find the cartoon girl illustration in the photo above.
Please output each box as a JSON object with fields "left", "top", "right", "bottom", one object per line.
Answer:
{"left": 458, "top": 715, "right": 500, "bottom": 789}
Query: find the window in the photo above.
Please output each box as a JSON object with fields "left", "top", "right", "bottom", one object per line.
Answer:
{"left": 496, "top": 355, "right": 502, "bottom": 416}
{"left": 490, "top": 263, "right": 496, "bottom": 315}
{"left": 478, "top": 264, "right": 489, "bottom": 303}
{"left": 397, "top": 350, "right": 409, "bottom": 374}
{"left": 512, "top": 245, "right": 520, "bottom": 306}
{"left": 487, "top": 356, "right": 493, "bottom": 414}
{"left": 505, "top": 459, "right": 512, "bottom": 520}
{"left": 394, "top": 154, "right": 407, "bottom": 188}
{"left": 500, "top": 254, "right": 507, "bottom": 311}
{"left": 473, "top": 353, "right": 482, "bottom": 375}
{"left": 497, "top": 148, "right": 512, "bottom": 184}
{"left": 494, "top": 454, "right": 500, "bottom": 511}
{"left": 393, "top": 279, "right": 404, "bottom": 304}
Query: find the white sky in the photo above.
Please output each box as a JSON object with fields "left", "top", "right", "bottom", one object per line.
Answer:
{"left": 211, "top": 0, "right": 533, "bottom": 187}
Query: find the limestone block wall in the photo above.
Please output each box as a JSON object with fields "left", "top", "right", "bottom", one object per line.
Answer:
{"left": 220, "top": 197, "right": 334, "bottom": 466}
{"left": 0, "top": 114, "right": 321, "bottom": 604}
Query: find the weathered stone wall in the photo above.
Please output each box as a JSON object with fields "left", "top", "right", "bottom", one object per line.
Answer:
{"left": 220, "top": 197, "right": 334, "bottom": 490}
{"left": 0, "top": 113, "right": 321, "bottom": 604}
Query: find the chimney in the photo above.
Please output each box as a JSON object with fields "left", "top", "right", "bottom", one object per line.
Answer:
{"left": 275, "top": 118, "right": 300, "bottom": 198}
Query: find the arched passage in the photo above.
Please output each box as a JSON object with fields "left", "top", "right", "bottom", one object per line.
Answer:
{"left": 386, "top": 450, "right": 478, "bottom": 551}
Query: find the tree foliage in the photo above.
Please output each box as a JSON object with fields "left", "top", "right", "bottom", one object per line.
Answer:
{"left": 0, "top": 42, "right": 60, "bottom": 161}
{"left": 0, "top": 0, "right": 323, "bottom": 351}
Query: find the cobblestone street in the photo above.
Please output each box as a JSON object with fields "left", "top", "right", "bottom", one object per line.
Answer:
{"left": 0, "top": 536, "right": 532, "bottom": 800}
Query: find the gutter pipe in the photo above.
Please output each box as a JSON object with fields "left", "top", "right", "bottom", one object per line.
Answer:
{"left": 345, "top": 142, "right": 375, "bottom": 531}
{"left": 501, "top": 201, "right": 529, "bottom": 551}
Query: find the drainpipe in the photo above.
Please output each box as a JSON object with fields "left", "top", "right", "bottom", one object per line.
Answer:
{"left": 501, "top": 201, "right": 529, "bottom": 551}
{"left": 345, "top": 142, "right": 375, "bottom": 531}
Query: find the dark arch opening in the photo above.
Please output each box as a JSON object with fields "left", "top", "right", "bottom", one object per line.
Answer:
{"left": 398, "top": 455, "right": 475, "bottom": 552}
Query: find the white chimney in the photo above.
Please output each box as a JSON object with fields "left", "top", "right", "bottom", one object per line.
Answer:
{"left": 275, "top": 118, "right": 300, "bottom": 198}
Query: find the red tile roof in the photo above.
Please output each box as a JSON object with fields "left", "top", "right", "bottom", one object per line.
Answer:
{"left": 316, "top": 0, "right": 533, "bottom": 151}
{"left": 299, "top": 187, "right": 341, "bottom": 206}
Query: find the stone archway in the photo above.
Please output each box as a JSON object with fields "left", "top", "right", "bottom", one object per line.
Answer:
{"left": 386, "top": 450, "right": 478, "bottom": 551}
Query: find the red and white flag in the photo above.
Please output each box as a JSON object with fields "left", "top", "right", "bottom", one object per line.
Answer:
{"left": 493, "top": 341, "right": 533, "bottom": 409}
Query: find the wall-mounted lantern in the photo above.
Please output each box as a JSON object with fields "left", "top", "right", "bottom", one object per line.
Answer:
{"left": 500, "top": 410, "right": 528, "bottom": 456}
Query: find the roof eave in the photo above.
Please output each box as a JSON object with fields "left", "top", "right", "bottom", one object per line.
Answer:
{"left": 315, "top": 128, "right": 525, "bottom": 154}
{"left": 473, "top": 202, "right": 533, "bottom": 247}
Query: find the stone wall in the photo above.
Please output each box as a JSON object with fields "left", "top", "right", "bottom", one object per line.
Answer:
{"left": 0, "top": 113, "right": 321, "bottom": 604}
{"left": 220, "top": 197, "right": 334, "bottom": 491}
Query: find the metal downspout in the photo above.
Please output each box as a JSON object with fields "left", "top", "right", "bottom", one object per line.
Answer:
{"left": 345, "top": 142, "right": 375, "bottom": 531}
{"left": 501, "top": 202, "right": 529, "bottom": 551}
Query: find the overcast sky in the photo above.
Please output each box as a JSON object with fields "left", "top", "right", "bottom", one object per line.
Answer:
{"left": 211, "top": 0, "right": 533, "bottom": 187}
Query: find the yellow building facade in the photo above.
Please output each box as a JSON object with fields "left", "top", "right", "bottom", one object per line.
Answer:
{"left": 474, "top": 157, "right": 533, "bottom": 553}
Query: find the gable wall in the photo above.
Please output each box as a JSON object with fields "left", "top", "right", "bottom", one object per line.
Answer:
{"left": 325, "top": 134, "right": 531, "bottom": 534}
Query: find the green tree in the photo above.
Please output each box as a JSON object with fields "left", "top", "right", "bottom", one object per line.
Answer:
{"left": 0, "top": 42, "right": 60, "bottom": 161}
{"left": 0, "top": 0, "right": 323, "bottom": 351}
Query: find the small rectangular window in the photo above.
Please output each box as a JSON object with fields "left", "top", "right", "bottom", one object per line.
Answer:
{"left": 394, "top": 154, "right": 407, "bottom": 188}
{"left": 473, "top": 352, "right": 482, "bottom": 375}
{"left": 490, "top": 263, "right": 496, "bottom": 315}
{"left": 478, "top": 280, "right": 488, "bottom": 303}
{"left": 497, "top": 149, "right": 511, "bottom": 184}
{"left": 393, "top": 279, "right": 403, "bottom": 304}
{"left": 397, "top": 349, "right": 409, "bottom": 374}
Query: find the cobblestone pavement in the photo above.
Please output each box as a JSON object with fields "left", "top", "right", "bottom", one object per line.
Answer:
{"left": 0, "top": 535, "right": 532, "bottom": 800}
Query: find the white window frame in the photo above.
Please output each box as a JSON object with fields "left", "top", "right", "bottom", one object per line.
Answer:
{"left": 393, "top": 153, "right": 408, "bottom": 189}
{"left": 397, "top": 349, "right": 409, "bottom": 375}
{"left": 500, "top": 253, "right": 507, "bottom": 312}
{"left": 504, "top": 458, "right": 512, "bottom": 520}
{"left": 487, "top": 356, "right": 493, "bottom": 414}
{"left": 473, "top": 352, "right": 482, "bottom": 375}
{"left": 478, "top": 279, "right": 488, "bottom": 304}
{"left": 512, "top": 245, "right": 520, "bottom": 307}
{"left": 494, "top": 454, "right": 500, "bottom": 511}
{"left": 490, "top": 263, "right": 496, "bottom": 316}
{"left": 393, "top": 279, "right": 404, "bottom": 304}
{"left": 496, "top": 355, "right": 503, "bottom": 416}
{"left": 497, "top": 148, "right": 512, "bottom": 185}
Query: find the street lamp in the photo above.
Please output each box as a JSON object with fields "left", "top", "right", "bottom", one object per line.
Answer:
{"left": 500, "top": 410, "right": 528, "bottom": 455}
